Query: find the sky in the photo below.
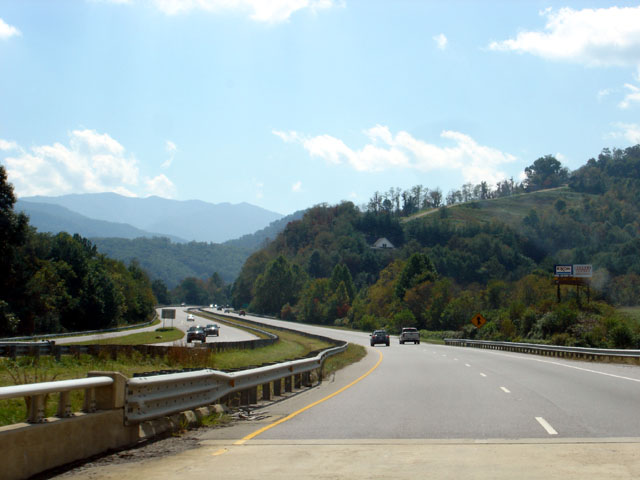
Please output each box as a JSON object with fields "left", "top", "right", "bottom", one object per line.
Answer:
{"left": 1, "top": 0, "right": 640, "bottom": 216}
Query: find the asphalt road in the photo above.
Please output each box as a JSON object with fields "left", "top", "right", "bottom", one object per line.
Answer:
{"left": 53, "top": 307, "right": 257, "bottom": 346}
{"left": 58, "top": 311, "right": 640, "bottom": 479}
{"left": 223, "top": 311, "right": 640, "bottom": 440}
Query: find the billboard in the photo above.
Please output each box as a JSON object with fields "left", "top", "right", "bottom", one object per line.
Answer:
{"left": 161, "top": 308, "right": 176, "bottom": 319}
{"left": 573, "top": 264, "right": 593, "bottom": 278}
{"left": 554, "top": 264, "right": 592, "bottom": 278}
{"left": 554, "top": 265, "right": 573, "bottom": 277}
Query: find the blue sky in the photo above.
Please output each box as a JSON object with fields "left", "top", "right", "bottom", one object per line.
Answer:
{"left": 1, "top": 1, "right": 640, "bottom": 215}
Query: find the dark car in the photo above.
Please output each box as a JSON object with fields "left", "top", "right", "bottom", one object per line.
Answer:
{"left": 370, "top": 329, "right": 390, "bottom": 347}
{"left": 239, "top": 310, "right": 246, "bottom": 316}
{"left": 186, "top": 326, "right": 206, "bottom": 343}
{"left": 204, "top": 324, "right": 219, "bottom": 336}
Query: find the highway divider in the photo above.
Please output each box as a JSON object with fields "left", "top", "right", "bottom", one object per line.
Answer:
{"left": 445, "top": 338, "right": 640, "bottom": 364}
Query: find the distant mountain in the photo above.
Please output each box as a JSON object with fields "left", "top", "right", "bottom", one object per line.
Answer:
{"left": 90, "top": 211, "right": 307, "bottom": 288}
{"left": 16, "top": 200, "right": 186, "bottom": 242}
{"left": 21, "top": 193, "right": 284, "bottom": 243}
{"left": 224, "top": 209, "right": 306, "bottom": 250}
{"left": 92, "top": 237, "right": 251, "bottom": 288}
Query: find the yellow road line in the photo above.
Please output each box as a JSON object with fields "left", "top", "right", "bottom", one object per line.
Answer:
{"left": 233, "top": 349, "right": 384, "bottom": 446}
{"left": 211, "top": 448, "right": 228, "bottom": 456}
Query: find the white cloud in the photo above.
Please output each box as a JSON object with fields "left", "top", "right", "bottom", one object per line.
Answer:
{"left": 489, "top": 6, "right": 640, "bottom": 67}
{"left": 619, "top": 83, "right": 640, "bottom": 109}
{"left": 597, "top": 88, "right": 612, "bottom": 101}
{"left": 0, "top": 139, "right": 18, "bottom": 151}
{"left": 272, "top": 130, "right": 301, "bottom": 143}
{"left": 252, "top": 179, "right": 264, "bottom": 199}
{"left": 162, "top": 140, "right": 177, "bottom": 168}
{"left": 274, "top": 125, "right": 516, "bottom": 185}
{"left": 1, "top": 129, "right": 175, "bottom": 198}
{"left": 292, "top": 180, "right": 302, "bottom": 192}
{"left": 150, "top": 0, "right": 338, "bottom": 23}
{"left": 145, "top": 174, "right": 176, "bottom": 197}
{"left": 433, "top": 33, "right": 448, "bottom": 50}
{"left": 0, "top": 18, "right": 21, "bottom": 39}
{"left": 610, "top": 123, "right": 640, "bottom": 144}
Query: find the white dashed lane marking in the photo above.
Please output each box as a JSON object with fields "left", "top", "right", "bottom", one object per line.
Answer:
{"left": 536, "top": 417, "right": 558, "bottom": 435}
{"left": 500, "top": 387, "right": 511, "bottom": 393}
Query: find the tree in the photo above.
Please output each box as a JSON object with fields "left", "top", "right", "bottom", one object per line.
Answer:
{"left": 251, "top": 255, "right": 296, "bottom": 315}
{"left": 152, "top": 279, "right": 171, "bottom": 304}
{"left": 524, "top": 155, "right": 569, "bottom": 191}
{"left": 429, "top": 188, "right": 443, "bottom": 208}
{"left": 0, "top": 166, "right": 29, "bottom": 335}
{"left": 330, "top": 263, "right": 355, "bottom": 302}
{"left": 395, "top": 253, "right": 438, "bottom": 300}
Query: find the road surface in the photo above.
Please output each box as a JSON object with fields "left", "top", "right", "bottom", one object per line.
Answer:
{"left": 58, "top": 311, "right": 640, "bottom": 479}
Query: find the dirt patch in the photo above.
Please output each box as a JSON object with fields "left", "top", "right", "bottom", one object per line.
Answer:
{"left": 34, "top": 417, "right": 239, "bottom": 479}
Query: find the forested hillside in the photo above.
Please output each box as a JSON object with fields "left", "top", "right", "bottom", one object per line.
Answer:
{"left": 92, "top": 237, "right": 251, "bottom": 289}
{"left": 232, "top": 146, "right": 640, "bottom": 349}
{"left": 0, "top": 167, "right": 156, "bottom": 337}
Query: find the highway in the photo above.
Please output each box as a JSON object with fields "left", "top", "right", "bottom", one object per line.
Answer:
{"left": 58, "top": 311, "right": 640, "bottom": 479}
{"left": 53, "top": 306, "right": 257, "bottom": 346}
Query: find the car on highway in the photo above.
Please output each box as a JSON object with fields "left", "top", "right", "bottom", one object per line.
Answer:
{"left": 187, "top": 314, "right": 195, "bottom": 321}
{"left": 239, "top": 310, "right": 246, "bottom": 316}
{"left": 370, "top": 329, "right": 390, "bottom": 347}
{"left": 399, "top": 327, "right": 420, "bottom": 344}
{"left": 186, "top": 326, "right": 206, "bottom": 343}
{"left": 204, "top": 324, "right": 219, "bottom": 336}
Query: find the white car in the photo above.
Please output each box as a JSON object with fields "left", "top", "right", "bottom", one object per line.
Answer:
{"left": 187, "top": 314, "right": 195, "bottom": 321}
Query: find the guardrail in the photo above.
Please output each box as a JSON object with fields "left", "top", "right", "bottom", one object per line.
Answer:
{"left": 125, "top": 343, "right": 346, "bottom": 424}
{"left": 0, "top": 315, "right": 158, "bottom": 343}
{"left": 444, "top": 339, "right": 640, "bottom": 364}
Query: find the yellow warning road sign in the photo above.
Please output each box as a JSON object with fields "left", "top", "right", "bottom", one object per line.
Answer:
{"left": 471, "top": 313, "right": 487, "bottom": 328}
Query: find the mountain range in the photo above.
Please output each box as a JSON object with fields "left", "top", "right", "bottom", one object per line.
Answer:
{"left": 18, "top": 193, "right": 284, "bottom": 243}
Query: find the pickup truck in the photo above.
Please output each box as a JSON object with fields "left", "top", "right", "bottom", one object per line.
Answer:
{"left": 399, "top": 327, "right": 420, "bottom": 344}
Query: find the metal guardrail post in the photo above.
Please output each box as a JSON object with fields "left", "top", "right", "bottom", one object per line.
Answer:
{"left": 294, "top": 373, "right": 302, "bottom": 389}
{"left": 284, "top": 375, "right": 292, "bottom": 393}
{"left": 248, "top": 386, "right": 258, "bottom": 404}
{"left": 273, "top": 378, "right": 281, "bottom": 396}
{"left": 262, "top": 382, "right": 271, "bottom": 401}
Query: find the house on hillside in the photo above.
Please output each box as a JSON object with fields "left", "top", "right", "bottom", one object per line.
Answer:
{"left": 371, "top": 237, "right": 395, "bottom": 249}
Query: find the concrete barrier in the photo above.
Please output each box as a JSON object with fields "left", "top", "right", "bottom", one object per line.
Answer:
{"left": 0, "top": 372, "right": 138, "bottom": 480}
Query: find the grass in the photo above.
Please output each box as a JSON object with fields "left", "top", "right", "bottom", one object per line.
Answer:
{"left": 322, "top": 343, "right": 366, "bottom": 376}
{"left": 617, "top": 307, "right": 640, "bottom": 327}
{"left": 24, "top": 316, "right": 162, "bottom": 341}
{"left": 70, "top": 327, "right": 184, "bottom": 345}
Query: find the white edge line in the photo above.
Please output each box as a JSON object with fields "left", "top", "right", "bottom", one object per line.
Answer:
{"left": 536, "top": 416, "right": 558, "bottom": 435}
{"left": 480, "top": 351, "right": 640, "bottom": 384}
{"left": 500, "top": 386, "right": 510, "bottom": 393}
